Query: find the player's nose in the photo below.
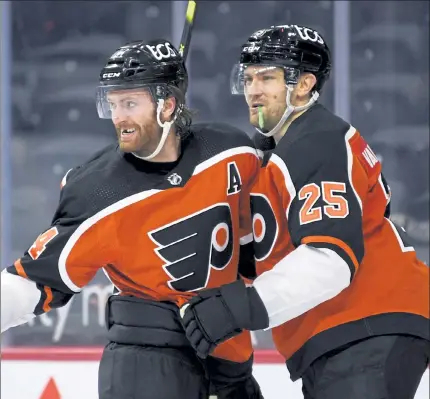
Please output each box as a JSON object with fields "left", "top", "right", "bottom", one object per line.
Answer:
{"left": 246, "top": 79, "right": 264, "bottom": 96}
{"left": 111, "top": 108, "right": 127, "bottom": 123}
{"left": 247, "top": 93, "right": 265, "bottom": 109}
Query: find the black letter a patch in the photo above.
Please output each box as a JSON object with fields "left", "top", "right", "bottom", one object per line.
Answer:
{"left": 227, "top": 162, "right": 242, "bottom": 195}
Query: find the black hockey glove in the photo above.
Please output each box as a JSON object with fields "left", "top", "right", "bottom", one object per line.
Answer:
{"left": 180, "top": 280, "right": 269, "bottom": 359}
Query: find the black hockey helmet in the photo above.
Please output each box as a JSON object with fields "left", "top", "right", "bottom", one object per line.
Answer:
{"left": 231, "top": 25, "right": 331, "bottom": 95}
{"left": 96, "top": 38, "right": 188, "bottom": 119}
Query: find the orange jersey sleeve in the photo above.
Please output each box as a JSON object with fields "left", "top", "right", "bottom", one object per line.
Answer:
{"left": 253, "top": 124, "right": 366, "bottom": 280}
{"left": 7, "top": 168, "right": 105, "bottom": 314}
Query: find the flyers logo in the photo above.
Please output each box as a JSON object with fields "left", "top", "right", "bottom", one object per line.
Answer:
{"left": 250, "top": 194, "right": 278, "bottom": 261}
{"left": 149, "top": 203, "right": 233, "bottom": 292}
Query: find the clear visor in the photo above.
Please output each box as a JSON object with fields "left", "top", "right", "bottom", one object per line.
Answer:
{"left": 96, "top": 83, "right": 155, "bottom": 119}
{"left": 230, "top": 63, "right": 301, "bottom": 95}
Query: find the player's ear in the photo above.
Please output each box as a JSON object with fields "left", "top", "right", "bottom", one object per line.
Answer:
{"left": 161, "top": 96, "right": 177, "bottom": 122}
{"left": 297, "top": 73, "right": 317, "bottom": 98}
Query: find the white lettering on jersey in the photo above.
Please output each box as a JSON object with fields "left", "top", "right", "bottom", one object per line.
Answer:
{"left": 362, "top": 145, "right": 379, "bottom": 168}
{"left": 146, "top": 42, "right": 176, "bottom": 61}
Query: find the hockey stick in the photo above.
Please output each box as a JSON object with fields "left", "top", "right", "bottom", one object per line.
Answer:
{"left": 178, "top": 0, "right": 198, "bottom": 62}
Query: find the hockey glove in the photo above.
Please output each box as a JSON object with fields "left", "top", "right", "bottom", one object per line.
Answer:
{"left": 180, "top": 279, "right": 269, "bottom": 359}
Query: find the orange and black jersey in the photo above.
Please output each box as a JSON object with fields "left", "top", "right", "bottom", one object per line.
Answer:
{"left": 253, "top": 104, "right": 364, "bottom": 277}
{"left": 251, "top": 104, "right": 429, "bottom": 379}
{"left": 7, "top": 123, "right": 259, "bottom": 363}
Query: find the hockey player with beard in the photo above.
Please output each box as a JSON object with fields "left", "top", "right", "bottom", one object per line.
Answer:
{"left": 1, "top": 39, "right": 264, "bottom": 399}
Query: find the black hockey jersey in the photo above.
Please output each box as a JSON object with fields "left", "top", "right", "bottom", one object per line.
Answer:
{"left": 7, "top": 123, "right": 259, "bottom": 363}
{"left": 251, "top": 103, "right": 429, "bottom": 379}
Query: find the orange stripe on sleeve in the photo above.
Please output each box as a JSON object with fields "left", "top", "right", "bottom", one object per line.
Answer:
{"left": 43, "top": 286, "right": 53, "bottom": 312}
{"left": 14, "top": 259, "right": 28, "bottom": 279}
{"left": 302, "top": 235, "right": 359, "bottom": 271}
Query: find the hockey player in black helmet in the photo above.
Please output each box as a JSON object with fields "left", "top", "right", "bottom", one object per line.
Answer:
{"left": 1, "top": 39, "right": 264, "bottom": 399}
{"left": 230, "top": 24, "right": 331, "bottom": 143}
{"left": 96, "top": 39, "right": 192, "bottom": 161}
{"left": 181, "top": 25, "right": 430, "bottom": 399}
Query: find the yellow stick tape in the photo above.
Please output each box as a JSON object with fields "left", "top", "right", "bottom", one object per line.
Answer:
{"left": 186, "top": 1, "right": 196, "bottom": 23}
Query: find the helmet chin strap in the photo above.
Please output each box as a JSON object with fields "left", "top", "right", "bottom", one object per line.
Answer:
{"left": 256, "top": 85, "right": 320, "bottom": 138}
{"left": 132, "top": 99, "right": 177, "bottom": 161}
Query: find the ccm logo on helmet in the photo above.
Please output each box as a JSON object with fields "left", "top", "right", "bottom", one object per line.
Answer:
{"left": 146, "top": 42, "right": 177, "bottom": 61}
{"left": 243, "top": 45, "right": 260, "bottom": 52}
{"left": 103, "top": 72, "right": 121, "bottom": 78}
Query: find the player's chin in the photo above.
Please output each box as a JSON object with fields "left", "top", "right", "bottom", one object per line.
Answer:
{"left": 118, "top": 140, "right": 141, "bottom": 153}
{"left": 249, "top": 113, "right": 259, "bottom": 127}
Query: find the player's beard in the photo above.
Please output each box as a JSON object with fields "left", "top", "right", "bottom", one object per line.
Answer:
{"left": 115, "top": 120, "right": 162, "bottom": 157}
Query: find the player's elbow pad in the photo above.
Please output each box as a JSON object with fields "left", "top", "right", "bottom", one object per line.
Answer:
{"left": 1, "top": 271, "right": 40, "bottom": 333}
